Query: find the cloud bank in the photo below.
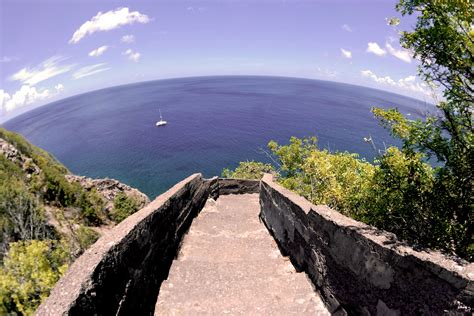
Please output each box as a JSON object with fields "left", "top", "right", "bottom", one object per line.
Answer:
{"left": 361, "top": 69, "right": 430, "bottom": 96}
{"left": 1, "top": 84, "right": 64, "bottom": 113}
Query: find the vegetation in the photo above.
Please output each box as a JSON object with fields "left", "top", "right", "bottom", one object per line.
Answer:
{"left": 222, "top": 161, "right": 275, "bottom": 180}
{"left": 0, "top": 240, "right": 69, "bottom": 315}
{"left": 0, "top": 128, "right": 105, "bottom": 226}
{"left": 0, "top": 128, "right": 145, "bottom": 313}
{"left": 0, "top": 1, "right": 471, "bottom": 313}
{"left": 376, "top": 0, "right": 473, "bottom": 257}
{"left": 111, "top": 192, "right": 141, "bottom": 223}
{"left": 268, "top": 137, "right": 375, "bottom": 216}
{"left": 75, "top": 226, "right": 100, "bottom": 252}
{"left": 225, "top": 1, "right": 473, "bottom": 260}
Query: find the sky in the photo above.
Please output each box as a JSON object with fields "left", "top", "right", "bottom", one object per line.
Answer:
{"left": 0, "top": 0, "right": 436, "bottom": 121}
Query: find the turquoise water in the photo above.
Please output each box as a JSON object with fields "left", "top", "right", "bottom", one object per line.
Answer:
{"left": 4, "top": 76, "right": 431, "bottom": 198}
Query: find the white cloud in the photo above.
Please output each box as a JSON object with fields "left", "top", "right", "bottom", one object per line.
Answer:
{"left": 89, "top": 45, "right": 108, "bottom": 57}
{"left": 316, "top": 66, "right": 338, "bottom": 79}
{"left": 366, "top": 42, "right": 386, "bottom": 56}
{"left": 340, "top": 48, "right": 352, "bottom": 59}
{"left": 187, "top": 6, "right": 206, "bottom": 13}
{"left": 341, "top": 24, "right": 353, "bottom": 32}
{"left": 361, "top": 70, "right": 431, "bottom": 96}
{"left": 123, "top": 49, "right": 141, "bottom": 62}
{"left": 55, "top": 84, "right": 64, "bottom": 92}
{"left": 9, "top": 56, "right": 74, "bottom": 86}
{"left": 121, "top": 34, "right": 135, "bottom": 43}
{"left": 0, "top": 85, "right": 56, "bottom": 113}
{"left": 72, "top": 63, "right": 110, "bottom": 79}
{"left": 0, "top": 56, "right": 18, "bottom": 63}
{"left": 69, "top": 7, "right": 150, "bottom": 44}
{"left": 0, "top": 90, "right": 11, "bottom": 112}
{"left": 385, "top": 43, "right": 412, "bottom": 63}
{"left": 361, "top": 70, "right": 395, "bottom": 85}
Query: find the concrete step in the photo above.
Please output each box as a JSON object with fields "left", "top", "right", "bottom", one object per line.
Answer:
{"left": 155, "top": 194, "right": 329, "bottom": 315}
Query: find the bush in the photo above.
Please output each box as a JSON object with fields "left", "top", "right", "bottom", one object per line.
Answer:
{"left": 0, "top": 181, "right": 50, "bottom": 256}
{"left": 0, "top": 240, "right": 70, "bottom": 315}
{"left": 359, "top": 147, "right": 447, "bottom": 248}
{"left": 225, "top": 135, "right": 471, "bottom": 259}
{"left": 222, "top": 161, "right": 275, "bottom": 180}
{"left": 77, "top": 190, "right": 104, "bottom": 226}
{"left": 268, "top": 137, "right": 374, "bottom": 216}
{"left": 75, "top": 226, "right": 100, "bottom": 252}
{"left": 0, "top": 128, "right": 107, "bottom": 228}
{"left": 111, "top": 193, "right": 140, "bottom": 223}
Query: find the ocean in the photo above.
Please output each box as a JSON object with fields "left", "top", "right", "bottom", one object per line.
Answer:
{"left": 3, "top": 76, "right": 431, "bottom": 198}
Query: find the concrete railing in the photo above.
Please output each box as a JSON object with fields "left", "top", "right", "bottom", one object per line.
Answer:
{"left": 37, "top": 173, "right": 472, "bottom": 315}
{"left": 36, "top": 175, "right": 258, "bottom": 315}
{"left": 259, "top": 174, "right": 473, "bottom": 315}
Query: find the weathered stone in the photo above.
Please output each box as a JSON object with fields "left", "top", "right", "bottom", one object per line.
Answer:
{"left": 65, "top": 174, "right": 150, "bottom": 211}
{"left": 36, "top": 173, "right": 474, "bottom": 315}
{"left": 217, "top": 178, "right": 260, "bottom": 195}
{"left": 376, "top": 299, "right": 400, "bottom": 316}
{"left": 0, "top": 137, "right": 40, "bottom": 175}
{"left": 36, "top": 174, "right": 209, "bottom": 316}
{"left": 155, "top": 194, "right": 329, "bottom": 315}
{"left": 259, "top": 173, "right": 474, "bottom": 315}
{"left": 206, "top": 176, "right": 219, "bottom": 199}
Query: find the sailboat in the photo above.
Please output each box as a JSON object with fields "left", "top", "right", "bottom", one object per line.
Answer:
{"left": 156, "top": 109, "right": 167, "bottom": 127}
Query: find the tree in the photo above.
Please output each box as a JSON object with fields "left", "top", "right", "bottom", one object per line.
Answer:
{"left": 373, "top": 0, "right": 473, "bottom": 258}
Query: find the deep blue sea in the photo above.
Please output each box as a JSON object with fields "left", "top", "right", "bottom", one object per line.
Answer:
{"left": 3, "top": 76, "right": 432, "bottom": 198}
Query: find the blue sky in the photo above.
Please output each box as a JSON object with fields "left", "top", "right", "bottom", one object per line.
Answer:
{"left": 0, "top": 0, "right": 435, "bottom": 121}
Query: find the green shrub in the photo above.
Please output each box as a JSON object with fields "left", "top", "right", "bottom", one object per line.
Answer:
{"left": 76, "top": 226, "right": 100, "bottom": 252}
{"left": 268, "top": 137, "right": 375, "bottom": 216}
{"left": 76, "top": 190, "right": 105, "bottom": 226}
{"left": 111, "top": 193, "right": 140, "bottom": 223}
{"left": 222, "top": 161, "right": 275, "bottom": 180}
{"left": 359, "top": 147, "right": 446, "bottom": 248}
{"left": 0, "top": 181, "right": 50, "bottom": 256}
{"left": 0, "top": 128, "right": 108, "bottom": 227}
{"left": 0, "top": 240, "right": 70, "bottom": 315}
{"left": 225, "top": 135, "right": 471, "bottom": 259}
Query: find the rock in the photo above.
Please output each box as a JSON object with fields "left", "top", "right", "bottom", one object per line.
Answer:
{"left": 0, "top": 137, "right": 40, "bottom": 175}
{"left": 65, "top": 174, "right": 150, "bottom": 212}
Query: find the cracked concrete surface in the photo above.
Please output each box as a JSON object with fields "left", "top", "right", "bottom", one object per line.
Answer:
{"left": 155, "top": 194, "right": 329, "bottom": 315}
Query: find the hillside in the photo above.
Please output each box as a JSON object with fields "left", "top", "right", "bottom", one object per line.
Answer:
{"left": 0, "top": 127, "right": 149, "bottom": 314}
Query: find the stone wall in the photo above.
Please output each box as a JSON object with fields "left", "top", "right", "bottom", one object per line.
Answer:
{"left": 37, "top": 173, "right": 473, "bottom": 315}
{"left": 36, "top": 174, "right": 210, "bottom": 316}
{"left": 210, "top": 177, "right": 260, "bottom": 197}
{"left": 36, "top": 176, "right": 260, "bottom": 315}
{"left": 259, "top": 174, "right": 473, "bottom": 315}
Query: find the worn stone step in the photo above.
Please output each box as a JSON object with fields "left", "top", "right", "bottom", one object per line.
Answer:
{"left": 155, "top": 194, "right": 329, "bottom": 315}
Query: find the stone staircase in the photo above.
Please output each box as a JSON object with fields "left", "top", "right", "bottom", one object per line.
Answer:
{"left": 36, "top": 174, "right": 473, "bottom": 315}
{"left": 155, "top": 194, "right": 329, "bottom": 315}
